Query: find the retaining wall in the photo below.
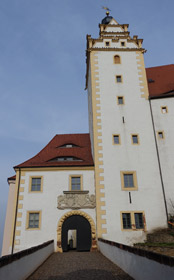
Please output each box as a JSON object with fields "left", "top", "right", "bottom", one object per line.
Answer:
{"left": 0, "top": 240, "right": 54, "bottom": 280}
{"left": 98, "top": 238, "right": 174, "bottom": 280}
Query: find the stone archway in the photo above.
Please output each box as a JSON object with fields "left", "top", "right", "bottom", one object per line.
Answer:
{"left": 57, "top": 210, "right": 97, "bottom": 252}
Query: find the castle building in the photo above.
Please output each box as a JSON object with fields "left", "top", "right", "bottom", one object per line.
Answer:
{"left": 2, "top": 13, "right": 174, "bottom": 256}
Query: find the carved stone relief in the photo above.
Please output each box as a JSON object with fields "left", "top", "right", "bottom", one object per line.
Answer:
{"left": 57, "top": 191, "right": 96, "bottom": 209}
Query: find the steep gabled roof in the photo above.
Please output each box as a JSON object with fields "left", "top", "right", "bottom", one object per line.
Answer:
{"left": 14, "top": 133, "right": 94, "bottom": 168}
{"left": 146, "top": 64, "right": 174, "bottom": 98}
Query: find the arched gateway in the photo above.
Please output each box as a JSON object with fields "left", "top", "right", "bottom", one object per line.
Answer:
{"left": 57, "top": 211, "right": 97, "bottom": 252}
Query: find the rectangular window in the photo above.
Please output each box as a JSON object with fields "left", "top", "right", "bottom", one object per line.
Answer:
{"left": 161, "top": 106, "right": 168, "bottom": 114}
{"left": 124, "top": 174, "right": 134, "bottom": 188}
{"left": 157, "top": 131, "right": 164, "bottom": 139}
{"left": 132, "top": 134, "right": 139, "bottom": 144}
{"left": 117, "top": 96, "right": 124, "bottom": 105}
{"left": 134, "top": 213, "right": 144, "bottom": 229}
{"left": 71, "top": 176, "right": 81, "bottom": 191}
{"left": 31, "top": 178, "right": 41, "bottom": 191}
{"left": 122, "top": 213, "right": 131, "bottom": 229}
{"left": 121, "top": 41, "right": 125, "bottom": 47}
{"left": 29, "top": 213, "right": 39, "bottom": 228}
{"left": 105, "top": 41, "right": 110, "bottom": 46}
{"left": 26, "top": 211, "right": 41, "bottom": 230}
{"left": 116, "top": 75, "right": 122, "bottom": 83}
{"left": 113, "top": 135, "right": 120, "bottom": 145}
{"left": 121, "top": 211, "right": 145, "bottom": 231}
{"left": 29, "top": 176, "right": 43, "bottom": 192}
{"left": 120, "top": 171, "right": 138, "bottom": 191}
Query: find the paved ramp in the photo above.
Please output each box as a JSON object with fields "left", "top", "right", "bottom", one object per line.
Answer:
{"left": 27, "top": 251, "right": 133, "bottom": 280}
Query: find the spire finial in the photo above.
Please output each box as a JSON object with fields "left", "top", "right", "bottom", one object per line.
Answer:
{"left": 102, "top": 6, "right": 111, "bottom": 16}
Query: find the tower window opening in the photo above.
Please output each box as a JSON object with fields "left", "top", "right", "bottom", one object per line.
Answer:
{"left": 117, "top": 96, "right": 124, "bottom": 105}
{"left": 161, "top": 106, "right": 168, "bottom": 114}
{"left": 116, "top": 75, "right": 122, "bottom": 83}
{"left": 124, "top": 174, "right": 134, "bottom": 188}
{"left": 132, "top": 135, "right": 139, "bottom": 144}
{"left": 113, "top": 135, "right": 120, "bottom": 145}
{"left": 121, "top": 171, "right": 138, "bottom": 191}
{"left": 121, "top": 41, "right": 125, "bottom": 47}
{"left": 114, "top": 55, "right": 121, "bottom": 64}
{"left": 105, "top": 41, "right": 110, "bottom": 46}
{"left": 158, "top": 131, "right": 164, "bottom": 139}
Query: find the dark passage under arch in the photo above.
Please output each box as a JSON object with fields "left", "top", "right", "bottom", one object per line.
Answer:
{"left": 61, "top": 215, "right": 92, "bottom": 252}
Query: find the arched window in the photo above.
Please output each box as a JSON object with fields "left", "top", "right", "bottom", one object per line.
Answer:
{"left": 114, "top": 55, "right": 121, "bottom": 64}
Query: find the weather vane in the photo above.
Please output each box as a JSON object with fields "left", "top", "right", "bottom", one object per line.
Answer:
{"left": 102, "top": 6, "right": 111, "bottom": 16}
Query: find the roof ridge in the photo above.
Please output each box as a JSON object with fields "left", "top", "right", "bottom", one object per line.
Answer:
{"left": 146, "top": 64, "right": 174, "bottom": 69}
{"left": 55, "top": 133, "right": 89, "bottom": 136}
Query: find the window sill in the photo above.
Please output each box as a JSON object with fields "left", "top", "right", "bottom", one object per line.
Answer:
{"left": 63, "top": 190, "right": 89, "bottom": 194}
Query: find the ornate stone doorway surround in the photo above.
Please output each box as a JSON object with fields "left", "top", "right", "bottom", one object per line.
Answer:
{"left": 57, "top": 210, "right": 97, "bottom": 252}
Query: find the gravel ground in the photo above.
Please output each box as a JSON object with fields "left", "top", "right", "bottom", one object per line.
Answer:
{"left": 27, "top": 251, "right": 134, "bottom": 280}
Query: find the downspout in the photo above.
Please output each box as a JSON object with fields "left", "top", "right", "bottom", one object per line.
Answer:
{"left": 11, "top": 168, "right": 21, "bottom": 254}
{"left": 149, "top": 99, "right": 168, "bottom": 223}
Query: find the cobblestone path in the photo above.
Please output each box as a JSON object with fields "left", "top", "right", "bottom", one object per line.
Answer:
{"left": 27, "top": 251, "right": 133, "bottom": 280}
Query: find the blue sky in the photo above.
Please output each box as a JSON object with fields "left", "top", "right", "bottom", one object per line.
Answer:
{"left": 0, "top": 0, "right": 173, "bottom": 254}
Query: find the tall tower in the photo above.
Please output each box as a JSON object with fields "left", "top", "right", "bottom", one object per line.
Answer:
{"left": 86, "top": 13, "right": 167, "bottom": 244}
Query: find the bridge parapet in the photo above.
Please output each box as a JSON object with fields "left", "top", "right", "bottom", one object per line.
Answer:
{"left": 98, "top": 238, "right": 174, "bottom": 280}
{"left": 0, "top": 240, "right": 54, "bottom": 280}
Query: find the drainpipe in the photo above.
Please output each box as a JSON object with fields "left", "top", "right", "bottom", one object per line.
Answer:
{"left": 149, "top": 99, "right": 168, "bottom": 223}
{"left": 11, "top": 168, "right": 21, "bottom": 254}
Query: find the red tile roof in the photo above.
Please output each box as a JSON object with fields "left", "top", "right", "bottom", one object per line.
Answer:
{"left": 146, "top": 64, "right": 174, "bottom": 98}
{"left": 7, "top": 175, "right": 16, "bottom": 181}
{"left": 14, "top": 133, "right": 94, "bottom": 168}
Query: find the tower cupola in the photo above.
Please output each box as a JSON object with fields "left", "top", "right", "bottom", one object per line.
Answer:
{"left": 101, "top": 12, "right": 113, "bottom": 24}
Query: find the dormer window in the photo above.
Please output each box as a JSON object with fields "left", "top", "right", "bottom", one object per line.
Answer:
{"left": 59, "top": 143, "right": 78, "bottom": 148}
{"left": 148, "top": 78, "right": 155, "bottom": 83}
{"left": 49, "top": 156, "right": 83, "bottom": 162}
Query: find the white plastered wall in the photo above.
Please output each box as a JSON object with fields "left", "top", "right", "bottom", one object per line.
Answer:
{"left": 14, "top": 169, "right": 96, "bottom": 252}
{"left": 89, "top": 49, "right": 167, "bottom": 245}
{"left": 151, "top": 97, "right": 174, "bottom": 215}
